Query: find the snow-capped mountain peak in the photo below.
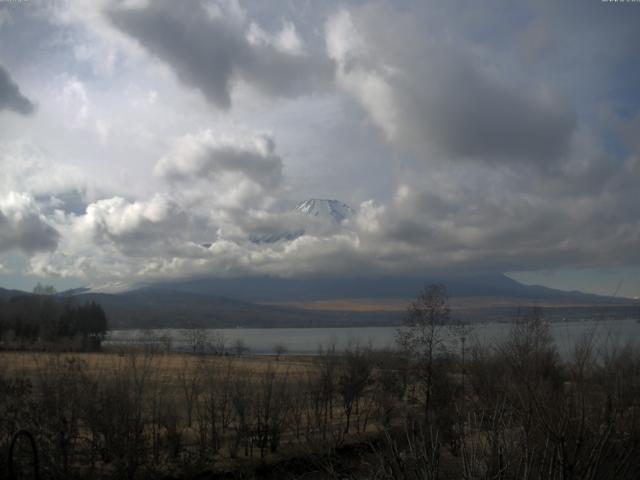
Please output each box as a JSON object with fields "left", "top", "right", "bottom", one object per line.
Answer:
{"left": 249, "top": 199, "right": 354, "bottom": 244}
{"left": 294, "top": 198, "right": 354, "bottom": 224}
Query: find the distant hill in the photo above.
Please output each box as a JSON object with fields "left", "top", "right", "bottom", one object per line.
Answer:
{"left": 144, "top": 273, "right": 624, "bottom": 304}
{"left": 81, "top": 273, "right": 640, "bottom": 328}
{"left": 71, "top": 279, "right": 639, "bottom": 328}
{"left": 0, "top": 287, "right": 31, "bottom": 301}
{"left": 3, "top": 272, "right": 637, "bottom": 330}
{"left": 69, "top": 288, "right": 398, "bottom": 329}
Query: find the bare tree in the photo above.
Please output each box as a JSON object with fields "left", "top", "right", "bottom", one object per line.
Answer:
{"left": 230, "top": 374, "right": 254, "bottom": 458}
{"left": 371, "top": 349, "right": 408, "bottom": 428}
{"left": 273, "top": 343, "right": 287, "bottom": 360}
{"left": 337, "top": 344, "right": 372, "bottom": 434}
{"left": 32, "top": 283, "right": 57, "bottom": 296}
{"left": 232, "top": 338, "right": 249, "bottom": 356}
{"left": 254, "top": 368, "right": 291, "bottom": 457}
{"left": 181, "top": 321, "right": 210, "bottom": 354}
{"left": 317, "top": 343, "right": 338, "bottom": 440}
{"left": 200, "top": 358, "right": 235, "bottom": 456}
{"left": 396, "top": 283, "right": 458, "bottom": 416}
{"left": 210, "top": 330, "right": 228, "bottom": 355}
{"left": 177, "top": 356, "right": 202, "bottom": 428}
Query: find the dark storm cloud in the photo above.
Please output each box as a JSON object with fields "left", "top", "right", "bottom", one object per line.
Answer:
{"left": 328, "top": 4, "right": 578, "bottom": 164}
{"left": 107, "top": 0, "right": 334, "bottom": 109}
{"left": 0, "top": 64, "right": 35, "bottom": 115}
{"left": 407, "top": 58, "right": 577, "bottom": 162}
{"left": 156, "top": 131, "right": 283, "bottom": 190}
{"left": 0, "top": 194, "right": 59, "bottom": 254}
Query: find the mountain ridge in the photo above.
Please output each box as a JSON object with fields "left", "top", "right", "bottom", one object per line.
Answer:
{"left": 143, "top": 273, "right": 626, "bottom": 304}
{"left": 1, "top": 276, "right": 637, "bottom": 330}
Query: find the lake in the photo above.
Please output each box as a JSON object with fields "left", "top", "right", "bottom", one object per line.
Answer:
{"left": 105, "top": 318, "right": 640, "bottom": 356}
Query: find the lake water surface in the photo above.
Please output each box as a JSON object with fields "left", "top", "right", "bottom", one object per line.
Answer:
{"left": 106, "top": 318, "right": 640, "bottom": 356}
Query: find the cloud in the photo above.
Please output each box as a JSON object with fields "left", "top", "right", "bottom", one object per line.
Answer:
{"left": 0, "top": 192, "right": 59, "bottom": 254}
{"left": 82, "top": 195, "right": 178, "bottom": 239}
{"left": 155, "top": 129, "right": 285, "bottom": 215}
{"left": 3, "top": 0, "right": 640, "bottom": 292}
{"left": 54, "top": 76, "right": 112, "bottom": 143}
{"left": 107, "top": 0, "right": 334, "bottom": 109}
{"left": 157, "top": 130, "right": 282, "bottom": 189}
{"left": 69, "top": 194, "right": 200, "bottom": 254}
{"left": 0, "top": 8, "right": 12, "bottom": 28}
{"left": 19, "top": 165, "right": 640, "bottom": 286}
{"left": 326, "top": 5, "right": 576, "bottom": 163}
{"left": 0, "top": 64, "right": 35, "bottom": 115}
{"left": 0, "top": 141, "right": 98, "bottom": 215}
{"left": 248, "top": 20, "right": 305, "bottom": 56}
{"left": 352, "top": 146, "right": 640, "bottom": 274}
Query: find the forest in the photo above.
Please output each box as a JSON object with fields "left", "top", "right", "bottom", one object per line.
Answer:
{"left": 0, "top": 291, "right": 108, "bottom": 351}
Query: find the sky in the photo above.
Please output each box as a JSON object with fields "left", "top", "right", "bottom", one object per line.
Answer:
{"left": 1, "top": 0, "right": 640, "bottom": 297}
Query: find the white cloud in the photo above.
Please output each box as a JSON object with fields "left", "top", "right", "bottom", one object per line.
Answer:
{"left": 56, "top": 76, "right": 111, "bottom": 144}
{"left": 248, "top": 20, "right": 305, "bottom": 55}
{"left": 156, "top": 129, "right": 284, "bottom": 212}
{"left": 0, "top": 141, "right": 98, "bottom": 214}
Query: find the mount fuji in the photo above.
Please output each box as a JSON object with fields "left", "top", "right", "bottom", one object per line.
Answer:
{"left": 294, "top": 199, "right": 355, "bottom": 224}
{"left": 250, "top": 198, "right": 354, "bottom": 244}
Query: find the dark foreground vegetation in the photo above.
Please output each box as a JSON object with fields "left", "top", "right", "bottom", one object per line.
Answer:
{"left": 1, "top": 285, "right": 639, "bottom": 479}
{"left": 0, "top": 291, "right": 108, "bottom": 352}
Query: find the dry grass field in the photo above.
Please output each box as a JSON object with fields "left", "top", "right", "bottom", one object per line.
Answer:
{"left": 2, "top": 310, "right": 640, "bottom": 479}
{"left": 0, "top": 347, "right": 389, "bottom": 478}
{"left": 0, "top": 351, "right": 315, "bottom": 379}
{"left": 261, "top": 295, "right": 629, "bottom": 313}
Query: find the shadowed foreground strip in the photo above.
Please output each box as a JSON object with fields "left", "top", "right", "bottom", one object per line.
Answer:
{"left": 2, "top": 307, "right": 640, "bottom": 479}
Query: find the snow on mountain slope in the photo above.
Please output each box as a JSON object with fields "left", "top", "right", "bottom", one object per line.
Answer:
{"left": 294, "top": 199, "right": 355, "bottom": 224}
{"left": 250, "top": 199, "right": 354, "bottom": 244}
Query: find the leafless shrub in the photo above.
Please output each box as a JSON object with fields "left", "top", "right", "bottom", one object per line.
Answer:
{"left": 233, "top": 338, "right": 250, "bottom": 356}
{"left": 338, "top": 344, "right": 373, "bottom": 434}
{"left": 31, "top": 355, "right": 91, "bottom": 478}
{"left": 198, "top": 357, "right": 235, "bottom": 459}
{"left": 373, "top": 420, "right": 441, "bottom": 480}
{"left": 254, "top": 367, "right": 291, "bottom": 457}
{"left": 273, "top": 343, "right": 287, "bottom": 360}
{"left": 2, "top": 302, "right": 640, "bottom": 479}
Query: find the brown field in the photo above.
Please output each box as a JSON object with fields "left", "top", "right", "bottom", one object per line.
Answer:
{"left": 263, "top": 295, "right": 634, "bottom": 312}
{"left": 262, "top": 298, "right": 410, "bottom": 312}
{"left": 0, "top": 348, "right": 394, "bottom": 478}
{"left": 0, "top": 351, "right": 314, "bottom": 376}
